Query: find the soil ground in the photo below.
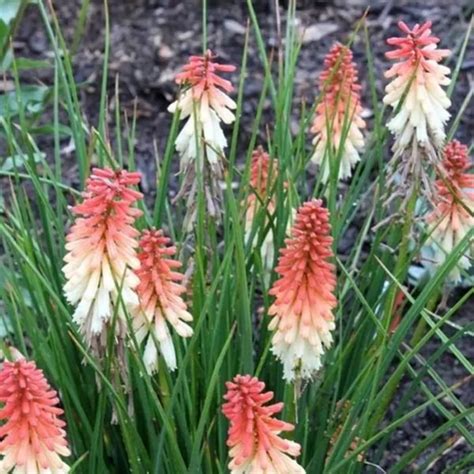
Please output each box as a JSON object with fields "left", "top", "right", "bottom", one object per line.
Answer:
{"left": 9, "top": 0, "right": 474, "bottom": 471}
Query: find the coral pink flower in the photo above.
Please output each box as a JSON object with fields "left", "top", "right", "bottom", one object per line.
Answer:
{"left": 0, "top": 360, "right": 70, "bottom": 473}
{"left": 168, "top": 50, "right": 236, "bottom": 228}
{"left": 310, "top": 43, "right": 365, "bottom": 182}
{"left": 63, "top": 168, "right": 142, "bottom": 351}
{"left": 425, "top": 140, "right": 473, "bottom": 282}
{"left": 222, "top": 375, "right": 304, "bottom": 474}
{"left": 133, "top": 229, "right": 193, "bottom": 373}
{"left": 384, "top": 21, "right": 451, "bottom": 154}
{"left": 268, "top": 200, "right": 337, "bottom": 381}
{"left": 244, "top": 146, "right": 279, "bottom": 271}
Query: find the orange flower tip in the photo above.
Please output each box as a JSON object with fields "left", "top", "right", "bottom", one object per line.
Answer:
{"left": 63, "top": 167, "right": 143, "bottom": 345}
{"left": 310, "top": 43, "right": 365, "bottom": 182}
{"left": 168, "top": 50, "right": 237, "bottom": 165}
{"left": 0, "top": 360, "right": 70, "bottom": 473}
{"left": 268, "top": 199, "right": 337, "bottom": 381}
{"left": 383, "top": 21, "right": 451, "bottom": 151}
{"left": 222, "top": 375, "right": 305, "bottom": 474}
{"left": 133, "top": 229, "right": 193, "bottom": 374}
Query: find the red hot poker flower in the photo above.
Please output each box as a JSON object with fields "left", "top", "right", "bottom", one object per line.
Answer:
{"left": 175, "top": 51, "right": 235, "bottom": 107}
{"left": 384, "top": 21, "right": 451, "bottom": 154}
{"left": 268, "top": 199, "right": 337, "bottom": 381}
{"left": 244, "top": 147, "right": 279, "bottom": 271}
{"left": 439, "top": 140, "right": 472, "bottom": 187}
{"left": 425, "top": 140, "right": 473, "bottom": 282}
{"left": 0, "top": 360, "right": 70, "bottom": 473}
{"left": 169, "top": 49, "right": 237, "bottom": 151}
{"left": 168, "top": 51, "right": 237, "bottom": 229}
{"left": 222, "top": 375, "right": 304, "bottom": 473}
{"left": 133, "top": 229, "right": 193, "bottom": 373}
{"left": 63, "top": 168, "right": 143, "bottom": 351}
{"left": 248, "top": 146, "right": 278, "bottom": 201}
{"left": 310, "top": 43, "right": 365, "bottom": 182}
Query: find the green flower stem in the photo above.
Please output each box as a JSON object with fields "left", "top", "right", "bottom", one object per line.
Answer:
{"left": 283, "top": 379, "right": 300, "bottom": 437}
{"left": 368, "top": 188, "right": 418, "bottom": 433}
{"left": 410, "top": 294, "right": 440, "bottom": 346}
{"left": 158, "top": 362, "right": 172, "bottom": 411}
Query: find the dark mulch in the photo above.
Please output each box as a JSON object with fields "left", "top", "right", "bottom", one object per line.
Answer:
{"left": 9, "top": 0, "right": 474, "bottom": 471}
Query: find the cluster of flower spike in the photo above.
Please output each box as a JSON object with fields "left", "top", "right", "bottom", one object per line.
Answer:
{"left": 222, "top": 375, "right": 305, "bottom": 473}
{"left": 63, "top": 168, "right": 194, "bottom": 374}
{"left": 0, "top": 359, "right": 70, "bottom": 473}
{"left": 168, "top": 50, "right": 236, "bottom": 229}
{"left": 424, "top": 140, "right": 473, "bottom": 282}
{"left": 310, "top": 43, "right": 365, "bottom": 183}
{"left": 44, "top": 22, "right": 466, "bottom": 473}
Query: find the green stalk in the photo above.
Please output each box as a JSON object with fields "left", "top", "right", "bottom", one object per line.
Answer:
{"left": 381, "top": 188, "right": 418, "bottom": 330}
{"left": 367, "top": 186, "right": 424, "bottom": 434}
{"left": 409, "top": 293, "right": 439, "bottom": 345}
{"left": 283, "top": 380, "right": 298, "bottom": 434}
{"left": 157, "top": 360, "right": 172, "bottom": 411}
{"left": 202, "top": 0, "right": 207, "bottom": 52}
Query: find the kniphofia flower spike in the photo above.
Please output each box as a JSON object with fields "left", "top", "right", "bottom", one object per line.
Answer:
{"left": 382, "top": 21, "right": 452, "bottom": 210}
{"left": 222, "top": 375, "right": 305, "bottom": 473}
{"left": 244, "top": 146, "right": 279, "bottom": 271}
{"left": 310, "top": 43, "right": 365, "bottom": 183}
{"left": 384, "top": 21, "right": 451, "bottom": 155}
{"left": 63, "top": 168, "right": 142, "bottom": 353}
{"left": 168, "top": 50, "right": 236, "bottom": 228}
{"left": 0, "top": 359, "right": 70, "bottom": 473}
{"left": 133, "top": 229, "right": 193, "bottom": 373}
{"left": 425, "top": 140, "right": 474, "bottom": 282}
{"left": 268, "top": 199, "right": 337, "bottom": 381}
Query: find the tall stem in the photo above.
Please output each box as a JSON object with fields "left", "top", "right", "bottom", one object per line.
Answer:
{"left": 368, "top": 188, "right": 418, "bottom": 433}
{"left": 283, "top": 379, "right": 299, "bottom": 436}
